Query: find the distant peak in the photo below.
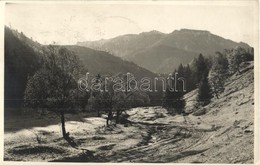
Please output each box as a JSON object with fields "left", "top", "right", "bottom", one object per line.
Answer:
{"left": 149, "top": 30, "right": 163, "bottom": 33}
{"left": 173, "top": 28, "right": 210, "bottom": 34}
{"left": 140, "top": 30, "right": 164, "bottom": 35}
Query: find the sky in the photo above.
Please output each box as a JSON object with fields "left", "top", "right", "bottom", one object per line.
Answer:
{"left": 5, "top": 1, "right": 258, "bottom": 46}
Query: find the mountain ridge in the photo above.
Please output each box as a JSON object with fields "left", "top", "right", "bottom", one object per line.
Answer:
{"left": 78, "top": 29, "right": 251, "bottom": 73}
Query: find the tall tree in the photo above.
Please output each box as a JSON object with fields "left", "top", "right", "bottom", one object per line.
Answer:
{"left": 177, "top": 63, "right": 184, "bottom": 77}
{"left": 194, "top": 54, "right": 209, "bottom": 84}
{"left": 24, "top": 46, "right": 85, "bottom": 138}
{"left": 197, "top": 74, "right": 212, "bottom": 106}
{"left": 180, "top": 64, "right": 196, "bottom": 92}
{"left": 208, "top": 52, "right": 229, "bottom": 99}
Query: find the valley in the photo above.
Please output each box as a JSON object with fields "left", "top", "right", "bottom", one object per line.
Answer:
{"left": 4, "top": 62, "right": 254, "bottom": 163}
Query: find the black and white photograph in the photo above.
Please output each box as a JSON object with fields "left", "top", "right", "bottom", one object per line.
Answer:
{"left": 1, "top": 1, "right": 259, "bottom": 163}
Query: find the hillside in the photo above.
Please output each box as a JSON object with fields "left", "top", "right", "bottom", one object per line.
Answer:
{"left": 64, "top": 45, "right": 156, "bottom": 79}
{"left": 78, "top": 29, "right": 251, "bottom": 73}
{"left": 123, "top": 62, "right": 254, "bottom": 163}
{"left": 4, "top": 61, "right": 254, "bottom": 163}
{"left": 129, "top": 45, "right": 196, "bottom": 73}
{"left": 4, "top": 27, "right": 42, "bottom": 108}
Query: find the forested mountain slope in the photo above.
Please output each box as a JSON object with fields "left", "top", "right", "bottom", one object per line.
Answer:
{"left": 78, "top": 29, "right": 251, "bottom": 73}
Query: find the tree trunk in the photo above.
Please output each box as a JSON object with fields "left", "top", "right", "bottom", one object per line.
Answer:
{"left": 214, "top": 90, "right": 219, "bottom": 99}
{"left": 237, "top": 68, "right": 241, "bottom": 74}
{"left": 97, "top": 109, "right": 100, "bottom": 117}
{"left": 116, "top": 110, "right": 119, "bottom": 124}
{"left": 237, "top": 64, "right": 241, "bottom": 74}
{"left": 107, "top": 110, "right": 112, "bottom": 126}
{"left": 60, "top": 111, "right": 67, "bottom": 138}
{"left": 106, "top": 118, "right": 109, "bottom": 126}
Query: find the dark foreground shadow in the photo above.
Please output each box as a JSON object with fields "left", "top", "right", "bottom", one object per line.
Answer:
{"left": 4, "top": 109, "right": 97, "bottom": 132}
{"left": 64, "top": 134, "right": 78, "bottom": 148}
{"left": 50, "top": 150, "right": 96, "bottom": 162}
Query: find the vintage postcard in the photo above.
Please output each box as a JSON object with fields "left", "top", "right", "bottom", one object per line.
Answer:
{"left": 0, "top": 0, "right": 259, "bottom": 164}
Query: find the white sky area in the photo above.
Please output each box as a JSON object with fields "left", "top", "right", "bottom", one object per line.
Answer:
{"left": 5, "top": 2, "right": 257, "bottom": 46}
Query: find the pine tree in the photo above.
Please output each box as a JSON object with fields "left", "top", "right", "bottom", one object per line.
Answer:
{"left": 177, "top": 63, "right": 184, "bottom": 76}
{"left": 197, "top": 73, "right": 212, "bottom": 106}
{"left": 194, "top": 54, "right": 210, "bottom": 84}
{"left": 183, "top": 64, "right": 196, "bottom": 92}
